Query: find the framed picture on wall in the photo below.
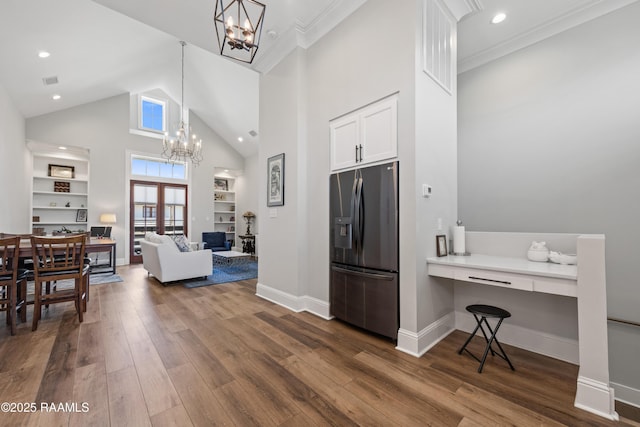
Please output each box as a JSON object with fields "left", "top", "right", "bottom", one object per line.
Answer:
{"left": 267, "top": 153, "right": 285, "bottom": 207}
{"left": 436, "top": 234, "right": 448, "bottom": 257}
{"left": 76, "top": 209, "right": 88, "bottom": 223}
{"left": 48, "top": 164, "right": 75, "bottom": 179}
{"left": 214, "top": 178, "right": 228, "bottom": 191}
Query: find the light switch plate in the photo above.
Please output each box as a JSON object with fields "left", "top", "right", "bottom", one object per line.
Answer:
{"left": 269, "top": 208, "right": 277, "bottom": 218}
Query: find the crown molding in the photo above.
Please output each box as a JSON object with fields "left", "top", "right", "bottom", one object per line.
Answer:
{"left": 252, "top": 0, "right": 367, "bottom": 74}
{"left": 440, "top": 0, "right": 483, "bottom": 22}
{"left": 458, "top": 0, "right": 640, "bottom": 74}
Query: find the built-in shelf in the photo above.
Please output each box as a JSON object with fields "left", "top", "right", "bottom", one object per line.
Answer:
{"left": 30, "top": 145, "right": 90, "bottom": 234}
{"left": 214, "top": 175, "right": 237, "bottom": 245}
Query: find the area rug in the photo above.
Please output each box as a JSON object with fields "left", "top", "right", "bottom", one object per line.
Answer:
{"left": 184, "top": 260, "right": 258, "bottom": 288}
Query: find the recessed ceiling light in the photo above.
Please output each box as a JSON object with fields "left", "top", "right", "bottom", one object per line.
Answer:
{"left": 224, "top": 169, "right": 229, "bottom": 172}
{"left": 38, "top": 51, "right": 50, "bottom": 58}
{"left": 491, "top": 12, "right": 507, "bottom": 24}
{"left": 58, "top": 146, "right": 67, "bottom": 150}
{"left": 237, "top": 137, "right": 244, "bottom": 142}
{"left": 52, "top": 94, "right": 61, "bottom": 100}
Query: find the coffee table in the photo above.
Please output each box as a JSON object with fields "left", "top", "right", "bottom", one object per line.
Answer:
{"left": 212, "top": 250, "right": 251, "bottom": 267}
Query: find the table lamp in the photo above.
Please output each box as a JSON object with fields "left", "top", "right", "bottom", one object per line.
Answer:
{"left": 99, "top": 213, "right": 117, "bottom": 239}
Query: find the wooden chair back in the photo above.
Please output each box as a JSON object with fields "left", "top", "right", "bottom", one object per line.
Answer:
{"left": 0, "top": 236, "right": 20, "bottom": 281}
{"left": 30, "top": 234, "right": 87, "bottom": 278}
{"left": 0, "top": 236, "right": 26, "bottom": 335}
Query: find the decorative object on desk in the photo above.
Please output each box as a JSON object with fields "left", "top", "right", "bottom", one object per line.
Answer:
{"left": 453, "top": 220, "right": 467, "bottom": 255}
{"left": 76, "top": 208, "right": 87, "bottom": 222}
{"left": 162, "top": 41, "right": 203, "bottom": 166}
{"left": 436, "top": 234, "right": 447, "bottom": 257}
{"left": 549, "top": 251, "right": 577, "bottom": 265}
{"left": 213, "top": 0, "right": 266, "bottom": 64}
{"left": 242, "top": 211, "right": 256, "bottom": 235}
{"left": 527, "top": 241, "right": 549, "bottom": 262}
{"left": 48, "top": 164, "right": 75, "bottom": 179}
{"left": 32, "top": 216, "right": 40, "bottom": 223}
{"left": 65, "top": 202, "right": 71, "bottom": 207}
{"left": 267, "top": 153, "right": 285, "bottom": 207}
{"left": 53, "top": 181, "right": 70, "bottom": 192}
{"left": 214, "top": 178, "right": 228, "bottom": 191}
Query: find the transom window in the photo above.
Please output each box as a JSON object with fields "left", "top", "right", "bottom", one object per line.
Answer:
{"left": 140, "top": 96, "right": 166, "bottom": 133}
{"left": 131, "top": 156, "right": 186, "bottom": 180}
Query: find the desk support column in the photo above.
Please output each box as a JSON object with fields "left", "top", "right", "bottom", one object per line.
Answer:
{"left": 575, "top": 235, "right": 617, "bottom": 420}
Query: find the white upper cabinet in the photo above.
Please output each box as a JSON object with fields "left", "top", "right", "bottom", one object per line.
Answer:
{"left": 330, "top": 93, "right": 398, "bottom": 171}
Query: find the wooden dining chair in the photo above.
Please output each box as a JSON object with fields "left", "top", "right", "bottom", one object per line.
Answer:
{"left": 30, "top": 235, "right": 89, "bottom": 331}
{"left": 0, "top": 236, "right": 28, "bottom": 335}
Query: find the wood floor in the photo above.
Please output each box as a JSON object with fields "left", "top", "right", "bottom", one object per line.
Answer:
{"left": 0, "top": 264, "right": 638, "bottom": 426}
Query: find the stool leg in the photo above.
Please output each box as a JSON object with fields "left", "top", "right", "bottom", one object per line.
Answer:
{"left": 477, "top": 317, "right": 502, "bottom": 373}
{"left": 491, "top": 333, "right": 515, "bottom": 371}
{"left": 479, "top": 318, "right": 497, "bottom": 356}
{"left": 458, "top": 316, "right": 483, "bottom": 355}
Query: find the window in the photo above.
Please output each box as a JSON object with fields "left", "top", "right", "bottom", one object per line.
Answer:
{"left": 131, "top": 156, "right": 186, "bottom": 180}
{"left": 140, "top": 96, "right": 166, "bottom": 133}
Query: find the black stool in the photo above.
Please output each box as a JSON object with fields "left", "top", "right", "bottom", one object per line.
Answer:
{"left": 458, "top": 304, "right": 515, "bottom": 373}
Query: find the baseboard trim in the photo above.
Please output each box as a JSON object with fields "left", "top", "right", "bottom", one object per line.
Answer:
{"left": 455, "top": 310, "right": 579, "bottom": 364}
{"left": 396, "top": 312, "right": 455, "bottom": 357}
{"left": 255, "top": 282, "right": 331, "bottom": 319}
{"left": 575, "top": 376, "right": 619, "bottom": 421}
{"left": 612, "top": 382, "right": 640, "bottom": 409}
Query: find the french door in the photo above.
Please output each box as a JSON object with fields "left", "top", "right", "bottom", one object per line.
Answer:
{"left": 130, "top": 181, "right": 188, "bottom": 263}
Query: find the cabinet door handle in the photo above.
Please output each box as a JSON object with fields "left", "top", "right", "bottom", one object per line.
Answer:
{"left": 359, "top": 144, "right": 363, "bottom": 162}
{"left": 468, "top": 276, "right": 512, "bottom": 285}
{"left": 355, "top": 145, "right": 359, "bottom": 162}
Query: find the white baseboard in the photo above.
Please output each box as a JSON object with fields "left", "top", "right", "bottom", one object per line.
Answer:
{"left": 611, "top": 382, "right": 640, "bottom": 409}
{"left": 396, "top": 312, "right": 455, "bottom": 357}
{"left": 575, "top": 376, "right": 619, "bottom": 421}
{"left": 255, "top": 282, "right": 331, "bottom": 319}
{"left": 455, "top": 310, "right": 579, "bottom": 365}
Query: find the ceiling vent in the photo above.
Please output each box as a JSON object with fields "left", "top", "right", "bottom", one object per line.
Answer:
{"left": 42, "top": 76, "right": 59, "bottom": 85}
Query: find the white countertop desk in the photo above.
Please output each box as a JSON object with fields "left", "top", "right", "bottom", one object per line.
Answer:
{"left": 426, "top": 233, "right": 617, "bottom": 421}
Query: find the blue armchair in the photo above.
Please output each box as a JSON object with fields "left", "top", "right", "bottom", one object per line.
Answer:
{"left": 202, "top": 232, "right": 231, "bottom": 252}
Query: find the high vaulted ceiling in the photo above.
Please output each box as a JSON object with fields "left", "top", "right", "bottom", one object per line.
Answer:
{"left": 1, "top": 0, "right": 637, "bottom": 158}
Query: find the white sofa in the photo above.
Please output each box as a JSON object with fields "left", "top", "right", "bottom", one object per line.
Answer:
{"left": 139, "top": 234, "right": 212, "bottom": 283}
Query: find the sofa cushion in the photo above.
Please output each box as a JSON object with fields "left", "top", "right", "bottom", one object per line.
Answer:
{"left": 173, "top": 235, "right": 192, "bottom": 252}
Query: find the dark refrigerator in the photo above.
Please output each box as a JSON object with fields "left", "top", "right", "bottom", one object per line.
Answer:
{"left": 330, "top": 161, "right": 399, "bottom": 340}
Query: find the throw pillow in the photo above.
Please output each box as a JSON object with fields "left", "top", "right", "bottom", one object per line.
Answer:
{"left": 173, "top": 235, "right": 192, "bottom": 252}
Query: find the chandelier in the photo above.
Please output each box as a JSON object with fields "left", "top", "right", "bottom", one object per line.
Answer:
{"left": 162, "top": 41, "right": 203, "bottom": 166}
{"left": 213, "top": 0, "right": 266, "bottom": 64}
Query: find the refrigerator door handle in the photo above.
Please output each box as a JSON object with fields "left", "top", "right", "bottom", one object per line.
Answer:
{"left": 354, "top": 175, "right": 363, "bottom": 256}
{"left": 331, "top": 265, "right": 395, "bottom": 281}
{"left": 351, "top": 176, "right": 359, "bottom": 254}
{"left": 356, "top": 176, "right": 364, "bottom": 249}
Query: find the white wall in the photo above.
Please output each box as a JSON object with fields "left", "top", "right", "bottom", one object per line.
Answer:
{"left": 258, "top": 48, "right": 304, "bottom": 296}
{"left": 413, "top": 1, "right": 458, "bottom": 331}
{"left": 26, "top": 93, "right": 244, "bottom": 262}
{"left": 236, "top": 153, "right": 259, "bottom": 244}
{"left": 458, "top": 2, "right": 640, "bottom": 404}
{"left": 258, "top": 0, "right": 459, "bottom": 346}
{"left": 0, "top": 84, "right": 30, "bottom": 232}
